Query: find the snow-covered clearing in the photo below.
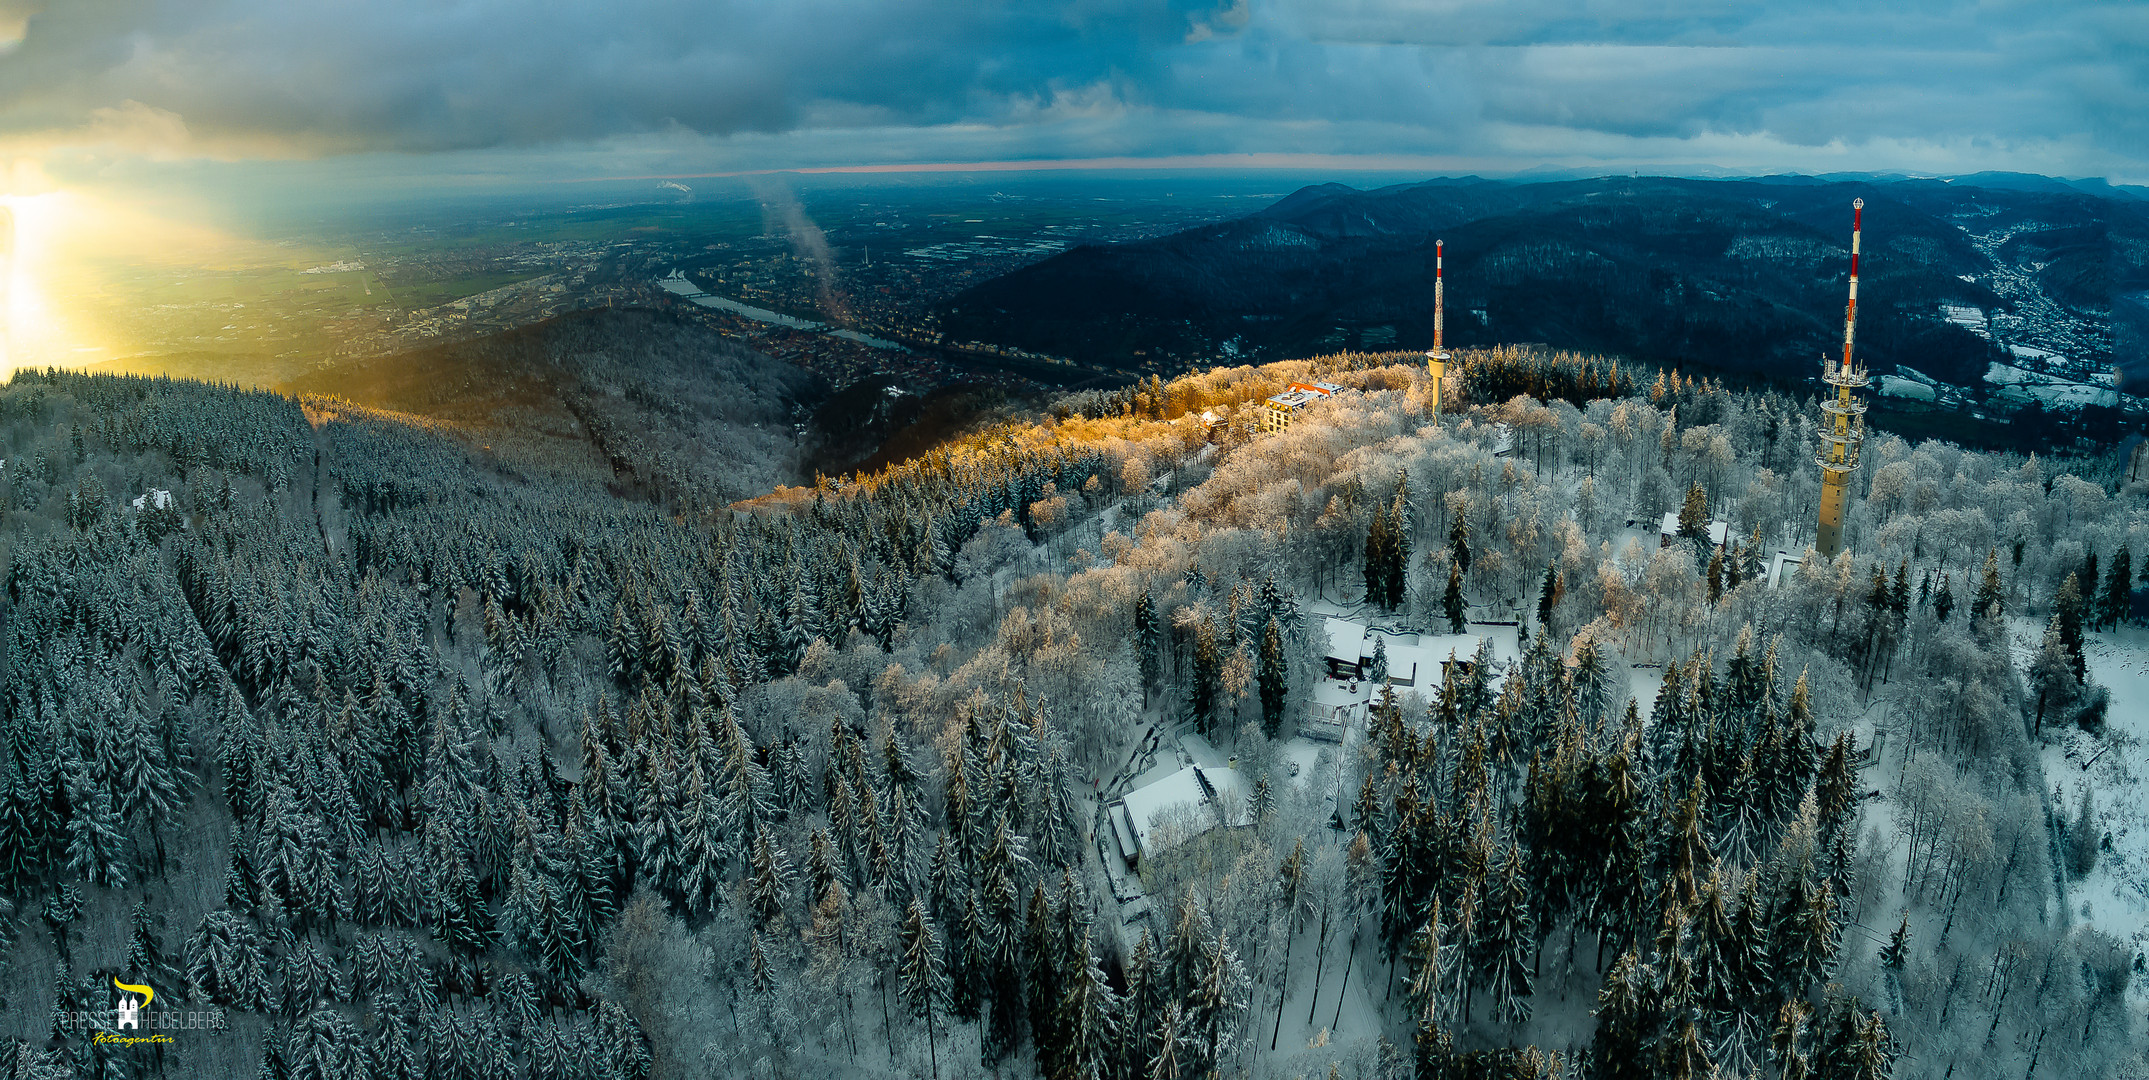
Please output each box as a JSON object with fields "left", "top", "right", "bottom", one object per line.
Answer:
{"left": 2048, "top": 624, "right": 2149, "bottom": 1003}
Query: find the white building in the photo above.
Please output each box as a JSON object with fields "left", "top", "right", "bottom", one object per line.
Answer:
{"left": 1260, "top": 381, "right": 1343, "bottom": 433}
{"left": 1659, "top": 513, "right": 1729, "bottom": 551}
{"left": 1321, "top": 617, "right": 1488, "bottom": 690}
{"left": 1109, "top": 764, "right": 1250, "bottom": 867}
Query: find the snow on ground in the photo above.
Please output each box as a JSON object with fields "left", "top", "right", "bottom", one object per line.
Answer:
{"left": 1983, "top": 361, "right": 2120, "bottom": 409}
{"left": 2023, "top": 382, "right": 2120, "bottom": 409}
{"left": 1878, "top": 375, "right": 1937, "bottom": 402}
{"left": 2042, "top": 624, "right": 2149, "bottom": 1002}
{"left": 1621, "top": 663, "right": 1666, "bottom": 720}
{"left": 1986, "top": 362, "right": 2037, "bottom": 385}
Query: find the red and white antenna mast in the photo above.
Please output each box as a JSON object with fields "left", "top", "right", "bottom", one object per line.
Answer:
{"left": 1434, "top": 239, "right": 1445, "bottom": 356}
{"left": 1426, "top": 239, "right": 1449, "bottom": 421}
{"left": 1816, "top": 198, "right": 1870, "bottom": 559}
{"left": 1842, "top": 199, "right": 1861, "bottom": 375}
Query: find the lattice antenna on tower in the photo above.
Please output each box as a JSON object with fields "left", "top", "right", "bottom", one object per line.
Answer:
{"left": 1425, "top": 239, "right": 1448, "bottom": 422}
{"left": 1815, "top": 198, "right": 1869, "bottom": 558}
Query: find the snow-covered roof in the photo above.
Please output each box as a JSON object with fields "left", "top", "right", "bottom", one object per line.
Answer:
{"left": 1324, "top": 617, "right": 1368, "bottom": 662}
{"left": 1660, "top": 514, "right": 1730, "bottom": 547}
{"left": 1767, "top": 551, "right": 1804, "bottom": 588}
{"left": 1878, "top": 376, "right": 1936, "bottom": 402}
{"left": 130, "top": 489, "right": 172, "bottom": 511}
{"left": 1118, "top": 764, "right": 1249, "bottom": 856}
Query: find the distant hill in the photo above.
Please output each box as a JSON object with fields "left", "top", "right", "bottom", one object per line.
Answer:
{"left": 279, "top": 307, "right": 828, "bottom": 505}
{"left": 940, "top": 175, "right": 2148, "bottom": 388}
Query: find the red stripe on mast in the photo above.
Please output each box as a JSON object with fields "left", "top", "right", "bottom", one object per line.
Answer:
{"left": 1842, "top": 199, "right": 1862, "bottom": 373}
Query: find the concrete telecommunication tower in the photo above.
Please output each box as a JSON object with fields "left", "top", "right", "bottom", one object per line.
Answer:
{"left": 1816, "top": 199, "right": 1870, "bottom": 559}
{"left": 1425, "top": 239, "right": 1448, "bottom": 422}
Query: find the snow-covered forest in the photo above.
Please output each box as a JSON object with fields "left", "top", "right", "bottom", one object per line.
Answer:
{"left": 0, "top": 345, "right": 2141, "bottom": 1080}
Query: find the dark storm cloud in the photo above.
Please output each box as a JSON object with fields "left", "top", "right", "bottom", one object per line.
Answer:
{"left": 0, "top": 0, "right": 1234, "bottom": 153}
{"left": 0, "top": 0, "right": 2142, "bottom": 177}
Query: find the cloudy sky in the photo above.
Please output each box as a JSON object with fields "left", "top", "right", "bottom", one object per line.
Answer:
{"left": 1, "top": 0, "right": 2144, "bottom": 195}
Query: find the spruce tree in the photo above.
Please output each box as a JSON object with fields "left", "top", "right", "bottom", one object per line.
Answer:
{"left": 1187, "top": 617, "right": 1222, "bottom": 737}
{"left": 1383, "top": 489, "right": 1412, "bottom": 610}
{"left": 2030, "top": 616, "right": 2079, "bottom": 736}
{"left": 2104, "top": 545, "right": 2135, "bottom": 629}
{"left": 1678, "top": 482, "right": 1708, "bottom": 540}
{"left": 1537, "top": 565, "right": 1562, "bottom": 633}
{"left": 1878, "top": 918, "right": 1908, "bottom": 971}
{"left": 2054, "top": 572, "right": 2089, "bottom": 682}
{"left": 1054, "top": 928, "right": 1118, "bottom": 1080}
{"left": 62, "top": 775, "right": 129, "bottom": 890}
{"left": 1135, "top": 590, "right": 1162, "bottom": 699}
{"left": 1364, "top": 511, "right": 1392, "bottom": 610}
{"left": 1443, "top": 562, "right": 1467, "bottom": 634}
{"left": 1973, "top": 549, "right": 2004, "bottom": 622}
{"left": 1592, "top": 949, "right": 1654, "bottom": 1080}
{"left": 747, "top": 833, "right": 793, "bottom": 928}
{"left": 1258, "top": 617, "right": 1289, "bottom": 739}
{"left": 898, "top": 899, "right": 947, "bottom": 1080}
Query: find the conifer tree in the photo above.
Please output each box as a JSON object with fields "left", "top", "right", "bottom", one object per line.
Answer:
{"left": 898, "top": 898, "right": 946, "bottom": 1080}
{"left": 2054, "top": 572, "right": 2088, "bottom": 682}
{"left": 1538, "top": 565, "right": 1562, "bottom": 634}
{"left": 1258, "top": 617, "right": 1289, "bottom": 739}
{"left": 126, "top": 899, "right": 170, "bottom": 987}
{"left": 1879, "top": 917, "right": 1908, "bottom": 971}
{"left": 1054, "top": 928, "right": 1117, "bottom": 1080}
{"left": 1026, "top": 884, "right": 1061, "bottom": 1061}
{"left": 2030, "top": 617, "right": 2079, "bottom": 736}
{"left": 1974, "top": 549, "right": 2004, "bottom": 623}
{"left": 1135, "top": 589, "right": 1162, "bottom": 699}
{"left": 1383, "top": 487, "right": 1412, "bottom": 610}
{"left": 1364, "top": 510, "right": 1393, "bottom": 611}
{"left": 1678, "top": 482, "right": 1708, "bottom": 540}
{"left": 1186, "top": 922, "right": 1247, "bottom": 1078}
{"left": 1270, "top": 838, "right": 1309, "bottom": 1049}
{"left": 1477, "top": 850, "right": 1537, "bottom": 1023}
{"left": 747, "top": 833, "right": 793, "bottom": 928}
{"left": 1187, "top": 617, "right": 1222, "bottom": 737}
{"left": 1444, "top": 562, "right": 1467, "bottom": 634}
{"left": 1591, "top": 949, "right": 1653, "bottom": 1080}
{"left": 2102, "top": 545, "right": 2134, "bottom": 629}
{"left": 62, "top": 773, "right": 129, "bottom": 890}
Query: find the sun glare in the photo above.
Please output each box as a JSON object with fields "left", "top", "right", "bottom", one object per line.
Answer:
{"left": 0, "top": 190, "right": 109, "bottom": 376}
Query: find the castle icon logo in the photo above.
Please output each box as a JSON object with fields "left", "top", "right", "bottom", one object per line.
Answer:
{"left": 113, "top": 979, "right": 154, "bottom": 1030}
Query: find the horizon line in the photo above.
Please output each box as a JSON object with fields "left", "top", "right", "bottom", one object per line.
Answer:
{"left": 554, "top": 153, "right": 1498, "bottom": 183}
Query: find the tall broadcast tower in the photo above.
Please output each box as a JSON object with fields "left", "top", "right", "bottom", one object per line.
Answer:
{"left": 1816, "top": 199, "right": 1870, "bottom": 559}
{"left": 1425, "top": 239, "right": 1448, "bottom": 422}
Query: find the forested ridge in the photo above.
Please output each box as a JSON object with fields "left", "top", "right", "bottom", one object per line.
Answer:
{"left": 938, "top": 175, "right": 2143, "bottom": 389}
{"left": 0, "top": 346, "right": 2139, "bottom": 1080}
